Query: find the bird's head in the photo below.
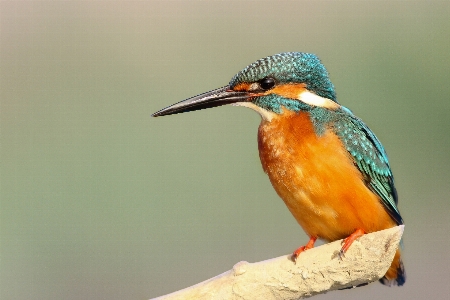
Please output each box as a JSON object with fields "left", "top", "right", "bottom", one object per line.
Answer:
{"left": 152, "top": 52, "right": 339, "bottom": 120}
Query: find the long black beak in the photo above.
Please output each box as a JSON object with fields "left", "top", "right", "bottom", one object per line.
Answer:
{"left": 152, "top": 85, "right": 250, "bottom": 117}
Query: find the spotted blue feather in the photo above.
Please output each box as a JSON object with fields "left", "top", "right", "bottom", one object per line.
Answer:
{"left": 333, "top": 109, "right": 403, "bottom": 225}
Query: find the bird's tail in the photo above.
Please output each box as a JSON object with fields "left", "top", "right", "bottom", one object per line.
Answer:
{"left": 379, "top": 248, "right": 406, "bottom": 286}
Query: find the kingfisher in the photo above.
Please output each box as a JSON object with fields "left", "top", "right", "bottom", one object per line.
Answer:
{"left": 152, "top": 52, "right": 405, "bottom": 286}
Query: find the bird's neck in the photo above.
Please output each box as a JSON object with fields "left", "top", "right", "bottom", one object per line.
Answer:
{"left": 257, "top": 109, "right": 317, "bottom": 174}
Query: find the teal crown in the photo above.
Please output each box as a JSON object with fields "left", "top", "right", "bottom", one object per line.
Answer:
{"left": 229, "top": 52, "right": 337, "bottom": 102}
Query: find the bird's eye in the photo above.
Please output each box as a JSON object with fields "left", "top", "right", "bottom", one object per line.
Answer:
{"left": 259, "top": 77, "right": 275, "bottom": 90}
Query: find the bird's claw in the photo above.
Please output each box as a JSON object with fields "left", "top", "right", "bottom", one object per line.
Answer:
{"left": 291, "top": 246, "right": 306, "bottom": 264}
{"left": 338, "top": 249, "right": 346, "bottom": 260}
{"left": 338, "top": 229, "right": 365, "bottom": 260}
{"left": 291, "top": 237, "right": 317, "bottom": 264}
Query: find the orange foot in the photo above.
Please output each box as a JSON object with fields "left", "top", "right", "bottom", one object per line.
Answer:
{"left": 339, "top": 228, "right": 365, "bottom": 259}
{"left": 292, "top": 236, "right": 317, "bottom": 263}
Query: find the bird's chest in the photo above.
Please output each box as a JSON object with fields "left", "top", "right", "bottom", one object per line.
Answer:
{"left": 257, "top": 111, "right": 361, "bottom": 238}
{"left": 257, "top": 112, "right": 326, "bottom": 207}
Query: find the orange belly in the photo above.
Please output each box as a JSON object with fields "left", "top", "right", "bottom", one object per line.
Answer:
{"left": 258, "top": 109, "right": 397, "bottom": 241}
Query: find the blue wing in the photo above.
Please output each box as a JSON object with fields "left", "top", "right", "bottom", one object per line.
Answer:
{"left": 334, "top": 107, "right": 403, "bottom": 225}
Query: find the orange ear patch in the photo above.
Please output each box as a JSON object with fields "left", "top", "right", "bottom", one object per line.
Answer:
{"left": 265, "top": 83, "right": 307, "bottom": 99}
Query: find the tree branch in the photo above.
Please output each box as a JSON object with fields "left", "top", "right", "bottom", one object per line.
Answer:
{"left": 152, "top": 225, "right": 404, "bottom": 300}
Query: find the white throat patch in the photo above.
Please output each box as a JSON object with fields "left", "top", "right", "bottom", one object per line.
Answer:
{"left": 232, "top": 102, "right": 276, "bottom": 122}
{"left": 232, "top": 90, "right": 339, "bottom": 122}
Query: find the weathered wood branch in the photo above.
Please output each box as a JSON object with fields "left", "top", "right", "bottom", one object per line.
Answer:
{"left": 152, "top": 225, "right": 404, "bottom": 300}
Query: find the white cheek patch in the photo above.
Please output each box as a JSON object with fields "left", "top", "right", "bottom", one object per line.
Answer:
{"left": 232, "top": 102, "right": 276, "bottom": 122}
{"left": 298, "top": 90, "right": 340, "bottom": 109}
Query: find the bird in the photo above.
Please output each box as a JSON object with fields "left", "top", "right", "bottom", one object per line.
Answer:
{"left": 152, "top": 52, "right": 405, "bottom": 286}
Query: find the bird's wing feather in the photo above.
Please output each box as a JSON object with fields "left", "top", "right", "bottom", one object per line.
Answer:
{"left": 334, "top": 109, "right": 403, "bottom": 225}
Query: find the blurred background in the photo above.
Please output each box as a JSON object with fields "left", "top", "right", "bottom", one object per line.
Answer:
{"left": 1, "top": 1, "right": 449, "bottom": 299}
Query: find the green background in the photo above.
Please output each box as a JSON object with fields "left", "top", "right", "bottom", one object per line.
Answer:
{"left": 1, "top": 1, "right": 449, "bottom": 299}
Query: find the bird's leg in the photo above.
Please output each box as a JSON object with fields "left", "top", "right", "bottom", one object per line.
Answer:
{"left": 292, "top": 236, "right": 317, "bottom": 263}
{"left": 339, "top": 228, "right": 365, "bottom": 259}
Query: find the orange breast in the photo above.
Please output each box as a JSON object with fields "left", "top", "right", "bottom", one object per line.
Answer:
{"left": 258, "top": 109, "right": 396, "bottom": 241}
